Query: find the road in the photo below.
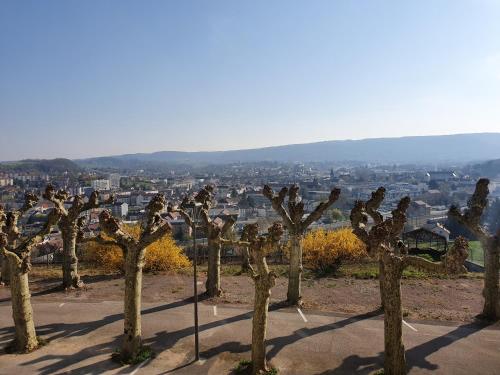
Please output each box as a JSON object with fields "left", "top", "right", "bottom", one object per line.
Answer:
{"left": 0, "top": 297, "right": 499, "bottom": 374}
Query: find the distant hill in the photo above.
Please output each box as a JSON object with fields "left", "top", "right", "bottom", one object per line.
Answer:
{"left": 470, "top": 159, "right": 500, "bottom": 178}
{"left": 0, "top": 158, "right": 81, "bottom": 175}
{"left": 77, "top": 133, "right": 500, "bottom": 168}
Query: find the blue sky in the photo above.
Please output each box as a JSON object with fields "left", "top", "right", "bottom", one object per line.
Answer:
{"left": 1, "top": 0, "right": 500, "bottom": 160}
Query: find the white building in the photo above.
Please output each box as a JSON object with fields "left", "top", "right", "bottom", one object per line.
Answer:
{"left": 109, "top": 173, "right": 121, "bottom": 189}
{"left": 91, "top": 179, "right": 111, "bottom": 191}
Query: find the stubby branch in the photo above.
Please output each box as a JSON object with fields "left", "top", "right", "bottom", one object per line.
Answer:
{"left": 262, "top": 185, "right": 294, "bottom": 230}
{"left": 302, "top": 188, "right": 341, "bottom": 229}
{"left": 449, "top": 178, "right": 489, "bottom": 242}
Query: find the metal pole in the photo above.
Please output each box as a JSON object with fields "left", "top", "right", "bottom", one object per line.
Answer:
{"left": 193, "top": 219, "right": 200, "bottom": 361}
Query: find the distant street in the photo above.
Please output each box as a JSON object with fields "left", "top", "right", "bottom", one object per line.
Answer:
{"left": 1, "top": 297, "right": 499, "bottom": 374}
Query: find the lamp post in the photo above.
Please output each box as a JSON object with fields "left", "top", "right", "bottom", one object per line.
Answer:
{"left": 186, "top": 201, "right": 202, "bottom": 361}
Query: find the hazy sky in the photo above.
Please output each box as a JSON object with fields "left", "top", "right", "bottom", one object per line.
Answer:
{"left": 1, "top": 1, "right": 500, "bottom": 160}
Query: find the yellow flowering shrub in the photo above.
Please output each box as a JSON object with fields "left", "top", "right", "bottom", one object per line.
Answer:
{"left": 82, "top": 223, "right": 190, "bottom": 272}
{"left": 301, "top": 227, "right": 367, "bottom": 273}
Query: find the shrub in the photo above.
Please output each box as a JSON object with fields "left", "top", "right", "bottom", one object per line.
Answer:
{"left": 82, "top": 223, "right": 190, "bottom": 272}
{"left": 301, "top": 227, "right": 366, "bottom": 274}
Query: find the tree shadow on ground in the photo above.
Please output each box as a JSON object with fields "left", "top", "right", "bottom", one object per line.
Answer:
{"left": 315, "top": 319, "right": 493, "bottom": 374}
{"left": 156, "top": 309, "right": 382, "bottom": 374}
{"left": 0, "top": 273, "right": 123, "bottom": 303}
{"left": 80, "top": 273, "right": 122, "bottom": 285}
{"left": 0, "top": 296, "right": 199, "bottom": 348}
{"left": 0, "top": 284, "right": 65, "bottom": 304}
{"left": 3, "top": 299, "right": 492, "bottom": 375}
{"left": 20, "top": 335, "right": 123, "bottom": 375}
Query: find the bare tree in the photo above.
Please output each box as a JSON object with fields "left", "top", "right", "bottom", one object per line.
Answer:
{"left": 351, "top": 187, "right": 387, "bottom": 308}
{"left": 170, "top": 186, "right": 235, "bottom": 297}
{"left": 351, "top": 191, "right": 468, "bottom": 374}
{"left": 263, "top": 184, "right": 340, "bottom": 305}
{"left": 239, "top": 224, "right": 253, "bottom": 273}
{"left": 244, "top": 222, "right": 283, "bottom": 374}
{"left": 91, "top": 193, "right": 172, "bottom": 361}
{"left": 43, "top": 184, "right": 114, "bottom": 288}
{"left": 449, "top": 178, "right": 500, "bottom": 320}
{"left": 0, "top": 194, "right": 61, "bottom": 352}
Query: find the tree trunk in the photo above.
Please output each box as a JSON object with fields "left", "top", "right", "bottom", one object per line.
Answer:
{"left": 7, "top": 256, "right": 38, "bottom": 352}
{"left": 121, "top": 248, "right": 144, "bottom": 361}
{"left": 252, "top": 275, "right": 272, "bottom": 375}
{"left": 206, "top": 239, "right": 222, "bottom": 297}
{"left": 241, "top": 246, "right": 251, "bottom": 273}
{"left": 1, "top": 254, "right": 10, "bottom": 285}
{"left": 379, "top": 256, "right": 385, "bottom": 310}
{"left": 287, "top": 234, "right": 302, "bottom": 305}
{"left": 382, "top": 253, "right": 406, "bottom": 375}
{"left": 482, "top": 240, "right": 500, "bottom": 320}
{"left": 61, "top": 225, "right": 82, "bottom": 289}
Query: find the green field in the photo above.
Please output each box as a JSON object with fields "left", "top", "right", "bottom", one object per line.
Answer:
{"left": 466, "top": 240, "right": 484, "bottom": 266}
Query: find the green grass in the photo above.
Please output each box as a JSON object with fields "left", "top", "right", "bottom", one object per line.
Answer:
{"left": 234, "top": 359, "right": 252, "bottom": 373}
{"left": 335, "top": 261, "right": 470, "bottom": 280}
{"left": 178, "top": 264, "right": 289, "bottom": 277}
{"left": 234, "top": 360, "right": 278, "bottom": 374}
{"left": 111, "top": 346, "right": 155, "bottom": 365}
{"left": 466, "top": 241, "right": 484, "bottom": 266}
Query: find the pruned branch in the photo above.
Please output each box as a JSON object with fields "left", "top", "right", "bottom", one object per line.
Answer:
{"left": 449, "top": 178, "right": 490, "bottom": 242}
{"left": 220, "top": 216, "right": 236, "bottom": 236}
{"left": 351, "top": 193, "right": 410, "bottom": 256}
{"left": 402, "top": 255, "right": 445, "bottom": 273}
{"left": 199, "top": 207, "right": 211, "bottom": 228}
{"left": 70, "top": 191, "right": 115, "bottom": 220}
{"left": 99, "top": 210, "right": 135, "bottom": 249}
{"left": 194, "top": 185, "right": 214, "bottom": 209}
{"left": 388, "top": 196, "right": 411, "bottom": 243}
{"left": 302, "top": 188, "right": 341, "bottom": 228}
{"left": 141, "top": 194, "right": 166, "bottom": 234}
{"left": 19, "top": 192, "right": 39, "bottom": 217}
{"left": 365, "top": 187, "right": 385, "bottom": 225}
{"left": 43, "top": 184, "right": 69, "bottom": 215}
{"left": 17, "top": 207, "right": 61, "bottom": 255}
{"left": 262, "top": 185, "right": 295, "bottom": 231}
{"left": 167, "top": 205, "right": 194, "bottom": 228}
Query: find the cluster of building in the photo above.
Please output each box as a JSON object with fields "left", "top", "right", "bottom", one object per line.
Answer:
{"left": 1, "top": 162, "right": 499, "bottom": 261}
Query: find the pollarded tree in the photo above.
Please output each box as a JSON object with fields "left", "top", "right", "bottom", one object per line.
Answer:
{"left": 244, "top": 222, "right": 283, "bottom": 375}
{"left": 170, "top": 185, "right": 235, "bottom": 297}
{"left": 93, "top": 194, "right": 172, "bottom": 361}
{"left": 0, "top": 193, "right": 39, "bottom": 284}
{"left": 199, "top": 201, "right": 235, "bottom": 297}
{"left": 263, "top": 184, "right": 340, "bottom": 305}
{"left": 352, "top": 187, "right": 387, "bottom": 307}
{"left": 449, "top": 178, "right": 500, "bottom": 320}
{"left": 351, "top": 192, "right": 468, "bottom": 375}
{"left": 43, "top": 184, "right": 114, "bottom": 288}
{"left": 0, "top": 195, "right": 62, "bottom": 352}
{"left": 239, "top": 224, "right": 253, "bottom": 273}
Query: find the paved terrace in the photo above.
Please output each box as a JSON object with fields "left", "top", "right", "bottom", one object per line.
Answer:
{"left": 1, "top": 296, "right": 499, "bottom": 374}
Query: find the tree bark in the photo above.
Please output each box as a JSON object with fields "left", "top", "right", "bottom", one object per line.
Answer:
{"left": 206, "top": 239, "right": 222, "bottom": 297}
{"left": 482, "top": 239, "right": 500, "bottom": 320}
{"left": 5, "top": 254, "right": 38, "bottom": 352}
{"left": 287, "top": 234, "right": 302, "bottom": 305}
{"left": 1, "top": 254, "right": 10, "bottom": 284}
{"left": 121, "top": 248, "right": 145, "bottom": 361}
{"left": 382, "top": 253, "right": 406, "bottom": 375}
{"left": 251, "top": 275, "right": 272, "bottom": 374}
{"left": 379, "top": 256, "right": 385, "bottom": 310}
{"left": 241, "top": 246, "right": 251, "bottom": 273}
{"left": 61, "top": 225, "right": 82, "bottom": 289}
